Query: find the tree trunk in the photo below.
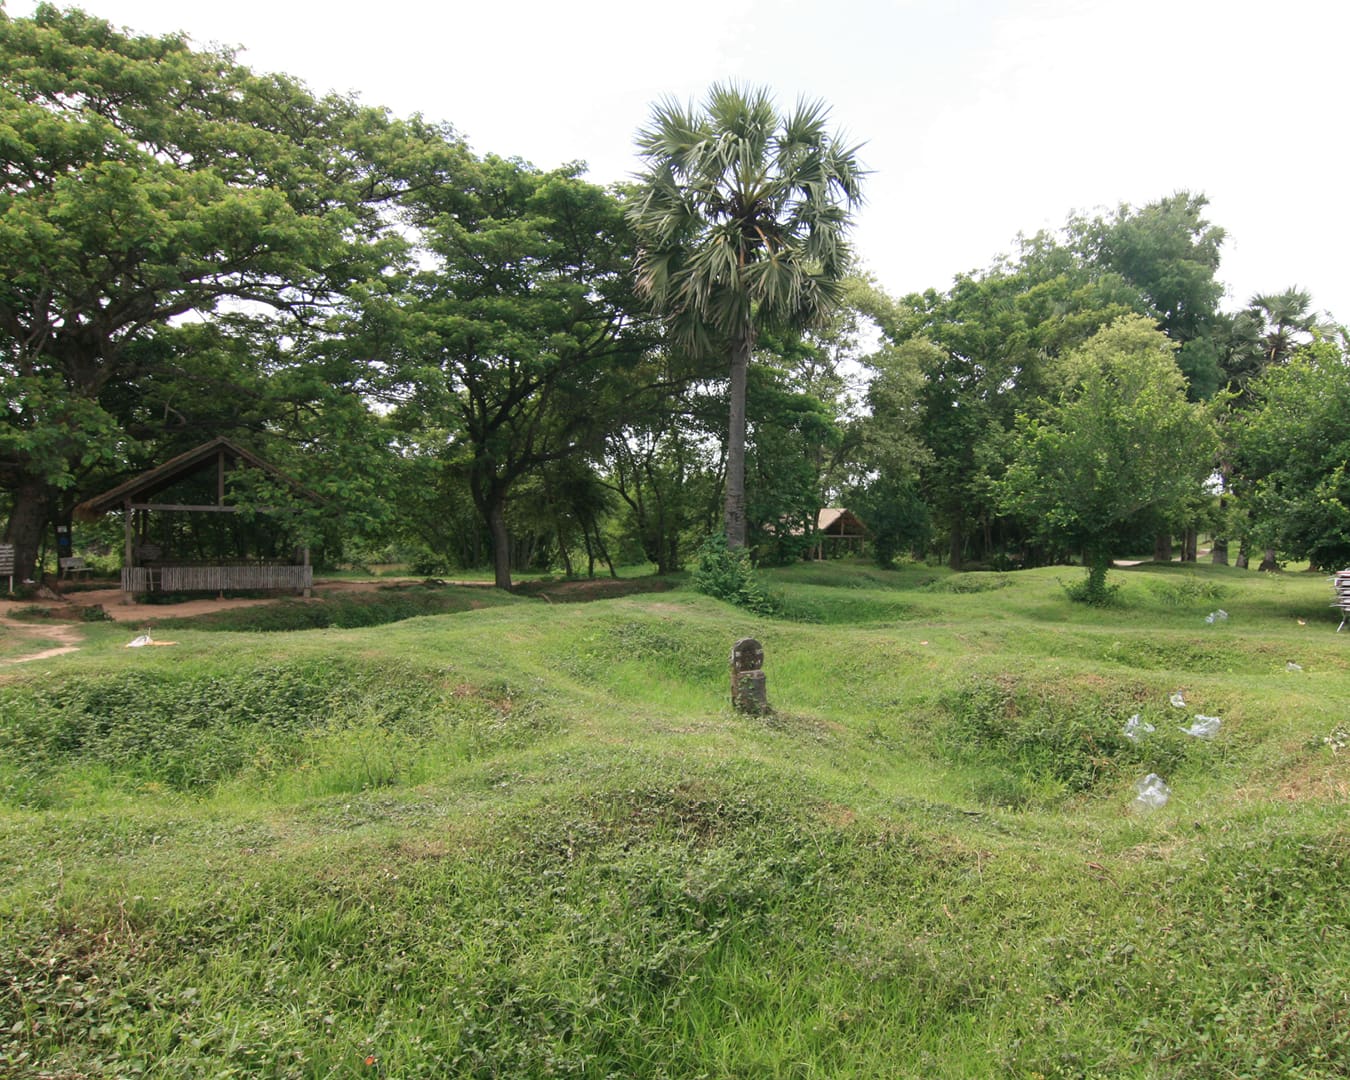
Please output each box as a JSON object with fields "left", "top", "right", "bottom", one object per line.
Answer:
{"left": 581, "top": 524, "right": 596, "bottom": 578}
{"left": 1236, "top": 540, "right": 1249, "bottom": 570}
{"left": 1153, "top": 533, "right": 1173, "bottom": 562}
{"left": 1182, "top": 528, "right": 1198, "bottom": 562}
{"left": 948, "top": 522, "right": 963, "bottom": 571}
{"left": 1211, "top": 491, "right": 1230, "bottom": 565}
{"left": 555, "top": 521, "right": 574, "bottom": 578}
{"left": 1258, "top": 547, "right": 1279, "bottom": 572}
{"left": 488, "top": 499, "right": 512, "bottom": 590}
{"left": 593, "top": 523, "right": 619, "bottom": 579}
{"left": 724, "top": 324, "right": 753, "bottom": 549}
{"left": 3, "top": 478, "right": 52, "bottom": 583}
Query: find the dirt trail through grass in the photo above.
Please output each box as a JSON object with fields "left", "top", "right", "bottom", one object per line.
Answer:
{"left": 0, "top": 610, "right": 82, "bottom": 664}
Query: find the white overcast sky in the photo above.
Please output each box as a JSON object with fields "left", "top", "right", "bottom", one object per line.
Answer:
{"left": 9, "top": 0, "right": 1348, "bottom": 321}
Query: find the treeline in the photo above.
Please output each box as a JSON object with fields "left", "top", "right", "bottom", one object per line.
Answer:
{"left": 2, "top": 6, "right": 1346, "bottom": 593}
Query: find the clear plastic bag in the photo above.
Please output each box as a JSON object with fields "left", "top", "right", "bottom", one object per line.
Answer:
{"left": 1169, "top": 691, "right": 1186, "bottom": 709}
{"left": 1122, "top": 714, "right": 1155, "bottom": 741}
{"left": 1133, "top": 773, "right": 1171, "bottom": 809}
{"left": 1204, "top": 609, "right": 1229, "bottom": 624}
{"left": 1181, "top": 715, "right": 1221, "bottom": 739}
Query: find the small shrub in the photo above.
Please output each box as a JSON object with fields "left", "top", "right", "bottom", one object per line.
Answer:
{"left": 9, "top": 605, "right": 53, "bottom": 620}
{"left": 690, "top": 534, "right": 779, "bottom": 615}
{"left": 1059, "top": 573, "right": 1122, "bottom": 606}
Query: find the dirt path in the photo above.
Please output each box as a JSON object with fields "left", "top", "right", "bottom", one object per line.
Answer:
{"left": 23, "top": 578, "right": 437, "bottom": 624}
{"left": 0, "top": 579, "right": 412, "bottom": 664}
{"left": 0, "top": 609, "right": 84, "bottom": 665}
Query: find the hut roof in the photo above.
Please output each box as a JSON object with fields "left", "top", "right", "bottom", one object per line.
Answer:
{"left": 74, "top": 436, "right": 323, "bottom": 521}
{"left": 815, "top": 508, "right": 869, "bottom": 535}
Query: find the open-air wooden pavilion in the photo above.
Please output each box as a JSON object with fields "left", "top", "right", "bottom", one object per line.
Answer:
{"left": 808, "top": 508, "right": 869, "bottom": 559}
{"left": 74, "top": 437, "right": 323, "bottom": 601}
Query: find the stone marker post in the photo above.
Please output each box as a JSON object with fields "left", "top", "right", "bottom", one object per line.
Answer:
{"left": 730, "top": 637, "right": 769, "bottom": 714}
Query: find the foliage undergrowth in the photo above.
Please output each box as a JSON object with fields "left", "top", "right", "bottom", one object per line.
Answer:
{"left": 690, "top": 534, "right": 780, "bottom": 614}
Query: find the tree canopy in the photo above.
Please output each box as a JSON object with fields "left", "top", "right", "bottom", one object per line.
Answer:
{"left": 0, "top": 3, "right": 462, "bottom": 576}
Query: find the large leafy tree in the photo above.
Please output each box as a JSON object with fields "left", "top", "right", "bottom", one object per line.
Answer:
{"left": 998, "top": 315, "right": 1218, "bottom": 602}
{"left": 1218, "top": 288, "right": 1336, "bottom": 568}
{"left": 371, "top": 157, "right": 648, "bottom": 590}
{"left": 1231, "top": 336, "right": 1350, "bottom": 570}
{"left": 0, "top": 4, "right": 462, "bottom": 577}
{"left": 627, "top": 83, "right": 863, "bottom": 548}
{"left": 886, "top": 236, "right": 1143, "bottom": 568}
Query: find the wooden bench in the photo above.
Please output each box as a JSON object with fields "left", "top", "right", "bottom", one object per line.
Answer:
{"left": 59, "top": 556, "right": 94, "bottom": 579}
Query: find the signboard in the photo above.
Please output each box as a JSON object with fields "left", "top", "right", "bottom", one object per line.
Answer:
{"left": 0, "top": 543, "right": 13, "bottom": 592}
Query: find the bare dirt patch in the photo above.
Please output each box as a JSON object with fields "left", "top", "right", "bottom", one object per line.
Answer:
{"left": 1269, "top": 758, "right": 1350, "bottom": 803}
{"left": 0, "top": 605, "right": 84, "bottom": 665}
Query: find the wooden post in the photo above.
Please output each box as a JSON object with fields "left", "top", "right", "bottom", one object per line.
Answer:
{"left": 122, "top": 499, "right": 134, "bottom": 604}
{"left": 302, "top": 545, "right": 311, "bottom": 598}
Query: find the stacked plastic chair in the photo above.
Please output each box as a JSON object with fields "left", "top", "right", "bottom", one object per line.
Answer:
{"left": 1333, "top": 570, "right": 1350, "bottom": 631}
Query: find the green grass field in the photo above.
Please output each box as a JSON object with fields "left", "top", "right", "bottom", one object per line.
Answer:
{"left": 1, "top": 561, "right": 1346, "bottom": 1077}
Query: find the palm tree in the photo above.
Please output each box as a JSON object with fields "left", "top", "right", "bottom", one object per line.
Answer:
{"left": 1249, "top": 288, "right": 1326, "bottom": 366}
{"left": 627, "top": 84, "right": 863, "bottom": 548}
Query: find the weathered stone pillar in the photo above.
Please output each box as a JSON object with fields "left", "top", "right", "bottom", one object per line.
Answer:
{"left": 730, "top": 637, "right": 769, "bottom": 714}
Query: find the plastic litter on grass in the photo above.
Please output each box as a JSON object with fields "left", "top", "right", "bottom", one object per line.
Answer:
{"left": 125, "top": 633, "right": 177, "bottom": 648}
{"left": 1122, "top": 714, "right": 1156, "bottom": 741}
{"left": 1134, "top": 773, "right": 1171, "bottom": 810}
{"left": 1181, "top": 715, "right": 1221, "bottom": 739}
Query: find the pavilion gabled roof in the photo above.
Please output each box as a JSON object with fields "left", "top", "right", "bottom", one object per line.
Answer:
{"left": 74, "top": 436, "right": 323, "bottom": 521}
{"left": 816, "top": 508, "right": 869, "bottom": 535}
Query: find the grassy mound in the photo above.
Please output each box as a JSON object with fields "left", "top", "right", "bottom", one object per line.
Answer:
{"left": 1, "top": 560, "right": 1346, "bottom": 1076}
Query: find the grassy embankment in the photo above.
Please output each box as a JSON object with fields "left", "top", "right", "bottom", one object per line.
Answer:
{"left": 1, "top": 561, "right": 1346, "bottom": 1077}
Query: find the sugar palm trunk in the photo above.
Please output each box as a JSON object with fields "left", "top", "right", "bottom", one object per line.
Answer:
{"left": 724, "top": 321, "right": 754, "bottom": 549}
